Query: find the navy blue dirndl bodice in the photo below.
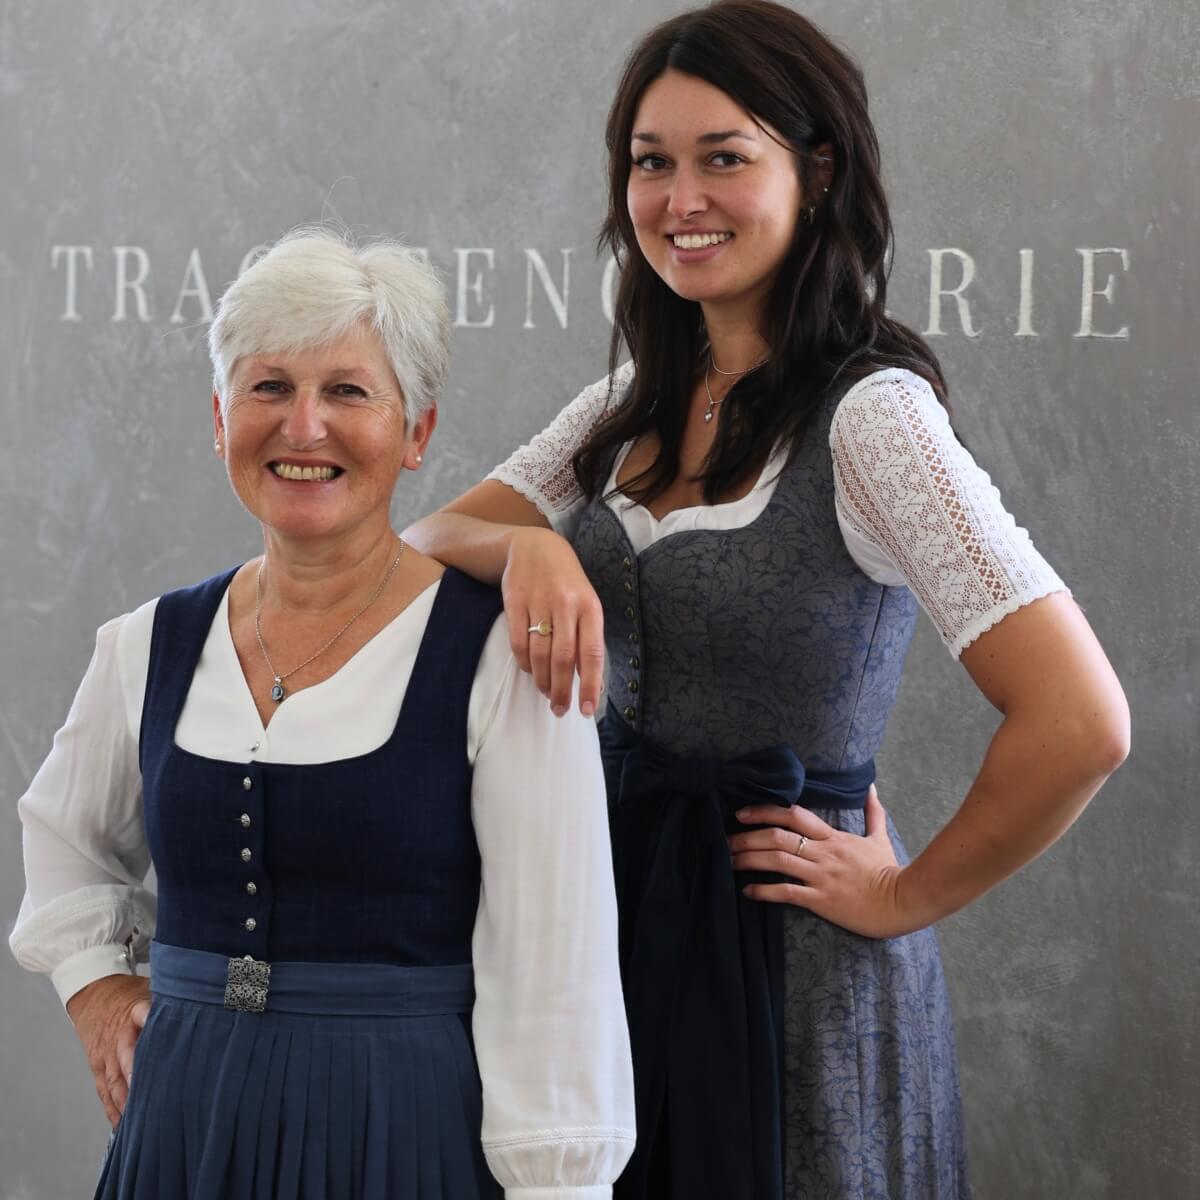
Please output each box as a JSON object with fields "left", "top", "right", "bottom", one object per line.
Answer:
{"left": 139, "top": 566, "right": 503, "bottom": 966}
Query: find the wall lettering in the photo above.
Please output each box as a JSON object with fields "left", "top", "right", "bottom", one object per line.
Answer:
{"left": 49, "top": 246, "right": 93, "bottom": 322}
{"left": 454, "top": 248, "right": 496, "bottom": 329}
{"left": 112, "top": 246, "right": 153, "bottom": 323}
{"left": 48, "top": 242, "right": 1134, "bottom": 342}
{"left": 924, "top": 248, "right": 982, "bottom": 338}
{"left": 523, "top": 249, "right": 572, "bottom": 330}
{"left": 1075, "top": 247, "right": 1131, "bottom": 339}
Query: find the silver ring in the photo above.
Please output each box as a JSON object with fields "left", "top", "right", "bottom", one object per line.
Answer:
{"left": 793, "top": 834, "right": 808, "bottom": 857}
{"left": 528, "top": 620, "right": 553, "bottom": 636}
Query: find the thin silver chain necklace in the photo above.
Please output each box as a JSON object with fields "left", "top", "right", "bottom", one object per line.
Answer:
{"left": 703, "top": 350, "right": 768, "bottom": 422}
{"left": 254, "top": 539, "right": 405, "bottom": 703}
{"left": 708, "top": 349, "right": 768, "bottom": 376}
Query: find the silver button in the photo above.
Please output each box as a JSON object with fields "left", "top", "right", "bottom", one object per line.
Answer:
{"left": 623, "top": 580, "right": 633, "bottom": 595}
{"left": 242, "top": 776, "right": 253, "bottom": 791}
{"left": 241, "top": 848, "right": 252, "bottom": 863}
{"left": 250, "top": 741, "right": 261, "bottom": 753}
{"left": 630, "top": 655, "right": 640, "bottom": 669}
{"left": 629, "top": 679, "right": 639, "bottom": 694}
{"left": 240, "top": 813, "right": 251, "bottom": 828}
{"left": 624, "top": 605, "right": 635, "bottom": 620}
{"left": 622, "top": 556, "right": 632, "bottom": 571}
{"left": 244, "top": 917, "right": 257, "bottom": 932}
{"left": 246, "top": 882, "right": 258, "bottom": 896}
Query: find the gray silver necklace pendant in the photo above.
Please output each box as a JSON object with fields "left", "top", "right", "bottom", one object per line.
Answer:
{"left": 254, "top": 539, "right": 407, "bottom": 707}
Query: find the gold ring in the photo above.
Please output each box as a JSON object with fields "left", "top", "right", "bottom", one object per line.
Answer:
{"left": 793, "top": 834, "right": 808, "bottom": 857}
{"left": 528, "top": 620, "right": 553, "bottom": 636}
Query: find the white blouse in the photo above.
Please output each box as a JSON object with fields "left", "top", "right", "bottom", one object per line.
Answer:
{"left": 9, "top": 579, "right": 635, "bottom": 1200}
{"left": 489, "top": 365, "right": 1068, "bottom": 658}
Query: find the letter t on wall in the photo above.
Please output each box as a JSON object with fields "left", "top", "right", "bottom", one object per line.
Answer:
{"left": 51, "top": 246, "right": 93, "bottom": 321}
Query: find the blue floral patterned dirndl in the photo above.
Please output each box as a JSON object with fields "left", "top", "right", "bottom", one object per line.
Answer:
{"left": 96, "top": 567, "right": 505, "bottom": 1200}
{"left": 573, "top": 377, "right": 970, "bottom": 1200}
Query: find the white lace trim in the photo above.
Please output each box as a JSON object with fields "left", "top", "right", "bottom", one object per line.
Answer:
{"left": 488, "top": 361, "right": 1066, "bottom": 659}
{"left": 487, "top": 362, "right": 634, "bottom": 534}
{"left": 830, "top": 368, "right": 1069, "bottom": 658}
{"left": 488, "top": 464, "right": 573, "bottom": 529}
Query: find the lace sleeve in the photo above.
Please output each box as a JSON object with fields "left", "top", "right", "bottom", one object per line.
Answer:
{"left": 830, "top": 368, "right": 1069, "bottom": 659}
{"left": 488, "top": 361, "right": 634, "bottom": 538}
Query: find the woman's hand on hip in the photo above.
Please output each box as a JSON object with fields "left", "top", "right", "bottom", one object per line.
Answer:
{"left": 66, "top": 973, "right": 151, "bottom": 1127}
{"left": 729, "top": 787, "right": 921, "bottom": 939}
{"left": 502, "top": 526, "right": 605, "bottom": 718}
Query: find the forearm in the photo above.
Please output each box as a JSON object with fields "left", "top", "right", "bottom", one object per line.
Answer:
{"left": 471, "top": 665, "right": 635, "bottom": 1191}
{"left": 403, "top": 510, "right": 520, "bottom": 585}
{"left": 898, "top": 705, "right": 1128, "bottom": 928}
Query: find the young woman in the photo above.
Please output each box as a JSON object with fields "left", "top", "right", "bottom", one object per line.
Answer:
{"left": 405, "top": 3, "right": 1130, "bottom": 1197}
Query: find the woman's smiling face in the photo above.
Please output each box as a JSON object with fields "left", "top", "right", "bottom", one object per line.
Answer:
{"left": 214, "top": 326, "right": 429, "bottom": 544}
{"left": 626, "top": 69, "right": 805, "bottom": 323}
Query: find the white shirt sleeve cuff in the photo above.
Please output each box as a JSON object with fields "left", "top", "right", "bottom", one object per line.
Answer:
{"left": 505, "top": 1188, "right": 612, "bottom": 1199}
{"left": 50, "top": 943, "right": 138, "bottom": 1008}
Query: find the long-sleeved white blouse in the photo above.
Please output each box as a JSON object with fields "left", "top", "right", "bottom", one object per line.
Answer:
{"left": 489, "top": 365, "right": 1068, "bottom": 658}
{"left": 10, "top": 578, "right": 635, "bottom": 1200}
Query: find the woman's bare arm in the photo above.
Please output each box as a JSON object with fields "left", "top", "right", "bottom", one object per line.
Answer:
{"left": 731, "top": 593, "right": 1130, "bottom": 934}
{"left": 404, "top": 481, "right": 606, "bottom": 716}
{"left": 897, "top": 592, "right": 1130, "bottom": 925}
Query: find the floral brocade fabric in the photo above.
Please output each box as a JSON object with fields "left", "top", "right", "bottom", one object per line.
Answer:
{"left": 572, "top": 382, "right": 970, "bottom": 1198}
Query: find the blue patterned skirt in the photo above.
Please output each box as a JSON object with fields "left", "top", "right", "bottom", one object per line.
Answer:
{"left": 780, "top": 807, "right": 969, "bottom": 1199}
{"left": 601, "top": 706, "right": 969, "bottom": 1200}
{"left": 95, "top": 944, "right": 500, "bottom": 1200}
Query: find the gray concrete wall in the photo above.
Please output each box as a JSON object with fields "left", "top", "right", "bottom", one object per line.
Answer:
{"left": 2, "top": 1, "right": 1195, "bottom": 1195}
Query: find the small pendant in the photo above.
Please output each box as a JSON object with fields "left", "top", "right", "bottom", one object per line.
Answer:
{"left": 704, "top": 409, "right": 714, "bottom": 422}
{"left": 270, "top": 678, "right": 285, "bottom": 703}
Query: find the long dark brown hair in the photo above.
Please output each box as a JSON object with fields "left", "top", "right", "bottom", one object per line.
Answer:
{"left": 574, "top": 0, "right": 949, "bottom": 504}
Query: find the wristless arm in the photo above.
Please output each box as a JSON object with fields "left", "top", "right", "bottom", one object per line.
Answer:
{"left": 896, "top": 592, "right": 1129, "bottom": 929}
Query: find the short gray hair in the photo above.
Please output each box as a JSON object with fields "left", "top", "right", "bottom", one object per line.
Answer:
{"left": 208, "top": 227, "right": 449, "bottom": 424}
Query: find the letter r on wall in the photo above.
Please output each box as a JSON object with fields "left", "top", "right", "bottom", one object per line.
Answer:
{"left": 924, "top": 248, "right": 982, "bottom": 337}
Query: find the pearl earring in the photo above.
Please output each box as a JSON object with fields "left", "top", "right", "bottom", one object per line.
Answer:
{"left": 415, "top": 454, "right": 423, "bottom": 463}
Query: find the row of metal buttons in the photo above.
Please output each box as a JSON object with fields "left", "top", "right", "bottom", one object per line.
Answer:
{"left": 240, "top": 776, "right": 258, "bottom": 932}
{"left": 622, "top": 555, "right": 640, "bottom": 723}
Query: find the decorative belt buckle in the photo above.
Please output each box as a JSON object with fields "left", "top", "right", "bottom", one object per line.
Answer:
{"left": 224, "top": 955, "right": 271, "bottom": 1013}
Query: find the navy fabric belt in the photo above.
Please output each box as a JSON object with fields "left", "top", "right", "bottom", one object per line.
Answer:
{"left": 149, "top": 942, "right": 475, "bottom": 1017}
{"left": 600, "top": 707, "right": 875, "bottom": 1200}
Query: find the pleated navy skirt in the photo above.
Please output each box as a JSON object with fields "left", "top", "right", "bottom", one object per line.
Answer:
{"left": 96, "top": 943, "right": 501, "bottom": 1200}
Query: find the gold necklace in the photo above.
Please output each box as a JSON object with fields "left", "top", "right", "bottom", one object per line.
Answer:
{"left": 254, "top": 539, "right": 405, "bottom": 703}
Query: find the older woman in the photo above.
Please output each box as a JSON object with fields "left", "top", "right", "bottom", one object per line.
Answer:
{"left": 10, "top": 229, "right": 635, "bottom": 1199}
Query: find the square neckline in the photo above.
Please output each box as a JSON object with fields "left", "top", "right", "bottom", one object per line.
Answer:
{"left": 168, "top": 574, "right": 445, "bottom": 768}
{"left": 605, "top": 439, "right": 790, "bottom": 558}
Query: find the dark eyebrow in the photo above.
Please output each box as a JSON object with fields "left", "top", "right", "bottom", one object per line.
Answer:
{"left": 698, "top": 129, "right": 757, "bottom": 144}
{"left": 631, "top": 129, "right": 758, "bottom": 145}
